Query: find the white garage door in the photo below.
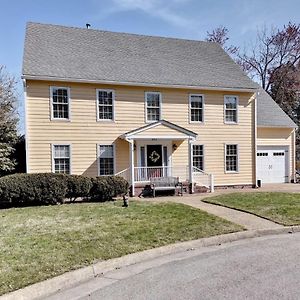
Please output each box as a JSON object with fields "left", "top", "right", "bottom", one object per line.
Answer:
{"left": 256, "top": 146, "right": 289, "bottom": 183}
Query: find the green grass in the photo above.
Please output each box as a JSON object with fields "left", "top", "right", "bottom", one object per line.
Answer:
{"left": 0, "top": 201, "right": 242, "bottom": 295}
{"left": 204, "top": 192, "right": 300, "bottom": 226}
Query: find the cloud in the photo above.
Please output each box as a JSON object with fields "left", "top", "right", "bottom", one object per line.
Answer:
{"left": 99, "top": 0, "right": 197, "bottom": 29}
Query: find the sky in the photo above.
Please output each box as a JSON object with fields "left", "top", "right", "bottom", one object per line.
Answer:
{"left": 0, "top": 0, "right": 299, "bottom": 133}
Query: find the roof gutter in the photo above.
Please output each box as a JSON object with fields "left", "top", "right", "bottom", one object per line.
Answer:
{"left": 22, "top": 75, "right": 257, "bottom": 93}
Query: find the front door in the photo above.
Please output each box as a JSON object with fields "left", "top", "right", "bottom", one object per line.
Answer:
{"left": 147, "top": 144, "right": 163, "bottom": 177}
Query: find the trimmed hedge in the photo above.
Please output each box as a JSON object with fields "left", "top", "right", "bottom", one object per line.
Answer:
{"left": 0, "top": 173, "right": 67, "bottom": 205}
{"left": 0, "top": 173, "right": 129, "bottom": 206}
{"left": 64, "top": 174, "right": 93, "bottom": 201}
{"left": 90, "top": 176, "right": 129, "bottom": 201}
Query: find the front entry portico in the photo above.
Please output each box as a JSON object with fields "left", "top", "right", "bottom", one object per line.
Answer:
{"left": 119, "top": 119, "right": 203, "bottom": 196}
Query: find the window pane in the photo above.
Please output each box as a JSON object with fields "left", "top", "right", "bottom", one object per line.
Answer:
{"left": 225, "top": 110, "right": 237, "bottom": 122}
{"left": 225, "top": 97, "right": 237, "bottom": 109}
{"left": 193, "top": 145, "right": 204, "bottom": 170}
{"left": 98, "top": 90, "right": 114, "bottom": 120}
{"left": 99, "top": 145, "right": 114, "bottom": 175}
{"left": 226, "top": 145, "right": 238, "bottom": 171}
{"left": 54, "top": 145, "right": 70, "bottom": 174}
{"left": 147, "top": 93, "right": 160, "bottom": 107}
{"left": 147, "top": 107, "right": 160, "bottom": 121}
{"left": 191, "top": 109, "right": 203, "bottom": 122}
{"left": 52, "top": 88, "right": 69, "bottom": 119}
{"left": 190, "top": 95, "right": 203, "bottom": 122}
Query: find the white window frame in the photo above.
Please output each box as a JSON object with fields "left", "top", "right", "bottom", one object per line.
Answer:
{"left": 97, "top": 144, "right": 116, "bottom": 176}
{"left": 192, "top": 144, "right": 205, "bottom": 171}
{"left": 224, "top": 95, "right": 239, "bottom": 124}
{"left": 50, "top": 86, "right": 71, "bottom": 121}
{"left": 96, "top": 89, "right": 115, "bottom": 122}
{"left": 224, "top": 144, "right": 239, "bottom": 173}
{"left": 145, "top": 92, "right": 162, "bottom": 123}
{"left": 189, "top": 94, "right": 204, "bottom": 124}
{"left": 51, "top": 143, "right": 72, "bottom": 174}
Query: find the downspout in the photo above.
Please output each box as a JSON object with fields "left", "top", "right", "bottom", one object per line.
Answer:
{"left": 254, "top": 90, "right": 258, "bottom": 187}
{"left": 293, "top": 128, "right": 296, "bottom": 183}
{"left": 22, "top": 78, "right": 29, "bottom": 173}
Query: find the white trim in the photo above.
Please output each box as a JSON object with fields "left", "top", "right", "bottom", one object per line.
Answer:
{"left": 224, "top": 95, "right": 239, "bottom": 125}
{"left": 23, "top": 79, "right": 29, "bottom": 173}
{"left": 123, "top": 120, "right": 197, "bottom": 140}
{"left": 51, "top": 143, "right": 72, "bottom": 174}
{"left": 128, "top": 135, "right": 194, "bottom": 140}
{"left": 96, "top": 89, "right": 115, "bottom": 122}
{"left": 22, "top": 75, "right": 258, "bottom": 93}
{"left": 50, "top": 86, "right": 71, "bottom": 121}
{"left": 189, "top": 94, "right": 204, "bottom": 124}
{"left": 257, "top": 125, "right": 297, "bottom": 129}
{"left": 97, "top": 143, "right": 116, "bottom": 176}
{"left": 224, "top": 143, "right": 239, "bottom": 173}
{"left": 144, "top": 91, "right": 162, "bottom": 123}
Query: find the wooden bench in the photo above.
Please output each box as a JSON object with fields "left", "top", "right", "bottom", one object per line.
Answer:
{"left": 150, "top": 177, "right": 183, "bottom": 197}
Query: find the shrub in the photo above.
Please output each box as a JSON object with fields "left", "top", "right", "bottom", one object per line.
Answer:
{"left": 0, "top": 173, "right": 67, "bottom": 205}
{"left": 90, "top": 176, "right": 128, "bottom": 201}
{"left": 64, "top": 174, "right": 92, "bottom": 201}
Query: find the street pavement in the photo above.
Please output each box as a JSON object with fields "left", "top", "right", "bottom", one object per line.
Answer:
{"left": 45, "top": 232, "right": 300, "bottom": 300}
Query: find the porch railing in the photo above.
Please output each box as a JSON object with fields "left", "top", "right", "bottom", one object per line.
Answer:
{"left": 115, "top": 165, "right": 214, "bottom": 192}
{"left": 134, "top": 166, "right": 172, "bottom": 182}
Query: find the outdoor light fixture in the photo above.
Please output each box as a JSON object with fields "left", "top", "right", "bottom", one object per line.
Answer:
{"left": 173, "top": 144, "right": 178, "bottom": 151}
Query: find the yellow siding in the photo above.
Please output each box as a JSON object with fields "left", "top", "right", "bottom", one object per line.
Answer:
{"left": 257, "top": 127, "right": 295, "bottom": 180}
{"left": 26, "top": 80, "right": 256, "bottom": 185}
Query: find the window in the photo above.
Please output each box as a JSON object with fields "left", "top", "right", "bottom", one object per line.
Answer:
{"left": 97, "top": 89, "right": 114, "bottom": 121}
{"left": 51, "top": 87, "right": 70, "bottom": 119}
{"left": 224, "top": 96, "right": 238, "bottom": 123}
{"left": 145, "top": 92, "right": 161, "bottom": 122}
{"left": 225, "top": 144, "right": 238, "bottom": 172}
{"left": 193, "top": 145, "right": 204, "bottom": 170}
{"left": 99, "top": 145, "right": 114, "bottom": 175}
{"left": 53, "top": 145, "right": 70, "bottom": 174}
{"left": 189, "top": 94, "right": 204, "bottom": 123}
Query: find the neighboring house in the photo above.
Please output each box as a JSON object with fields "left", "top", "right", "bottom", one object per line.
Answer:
{"left": 22, "top": 22, "right": 297, "bottom": 195}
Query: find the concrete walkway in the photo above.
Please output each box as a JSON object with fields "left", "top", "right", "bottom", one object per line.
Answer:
{"left": 140, "top": 193, "right": 284, "bottom": 230}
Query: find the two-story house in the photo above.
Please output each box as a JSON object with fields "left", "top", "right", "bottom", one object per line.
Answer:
{"left": 22, "top": 23, "right": 297, "bottom": 195}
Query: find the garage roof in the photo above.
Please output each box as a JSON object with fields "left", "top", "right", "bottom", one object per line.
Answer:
{"left": 257, "top": 87, "right": 297, "bottom": 128}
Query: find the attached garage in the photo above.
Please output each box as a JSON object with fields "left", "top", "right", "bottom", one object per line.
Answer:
{"left": 257, "top": 146, "right": 289, "bottom": 183}
{"left": 256, "top": 87, "right": 297, "bottom": 184}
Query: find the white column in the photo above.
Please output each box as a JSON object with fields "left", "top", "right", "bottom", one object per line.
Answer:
{"left": 210, "top": 174, "right": 214, "bottom": 193}
{"left": 188, "top": 138, "right": 194, "bottom": 193}
{"left": 129, "top": 140, "right": 135, "bottom": 196}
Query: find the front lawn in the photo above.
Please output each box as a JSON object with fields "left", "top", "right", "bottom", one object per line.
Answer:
{"left": 203, "top": 192, "right": 300, "bottom": 226}
{"left": 0, "top": 201, "right": 242, "bottom": 295}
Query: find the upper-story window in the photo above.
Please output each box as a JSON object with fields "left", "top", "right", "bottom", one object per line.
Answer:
{"left": 224, "top": 96, "right": 238, "bottom": 124}
{"left": 97, "top": 89, "right": 115, "bottom": 121}
{"left": 189, "top": 94, "right": 204, "bottom": 123}
{"left": 145, "top": 92, "right": 161, "bottom": 122}
{"left": 51, "top": 87, "right": 70, "bottom": 120}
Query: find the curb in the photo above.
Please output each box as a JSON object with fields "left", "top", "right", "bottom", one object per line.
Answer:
{"left": 2, "top": 226, "right": 300, "bottom": 300}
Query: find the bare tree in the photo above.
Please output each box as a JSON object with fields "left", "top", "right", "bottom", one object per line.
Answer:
{"left": 238, "top": 23, "right": 300, "bottom": 91}
{"left": 205, "top": 26, "right": 238, "bottom": 55}
{"left": 0, "top": 65, "right": 18, "bottom": 175}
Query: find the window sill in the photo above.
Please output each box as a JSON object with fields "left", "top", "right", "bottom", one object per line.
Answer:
{"left": 225, "top": 171, "right": 239, "bottom": 174}
{"left": 50, "top": 118, "right": 71, "bottom": 122}
{"left": 97, "top": 119, "right": 115, "bottom": 123}
{"left": 224, "top": 122, "right": 239, "bottom": 125}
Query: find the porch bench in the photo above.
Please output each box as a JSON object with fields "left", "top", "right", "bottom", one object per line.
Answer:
{"left": 150, "top": 177, "right": 183, "bottom": 197}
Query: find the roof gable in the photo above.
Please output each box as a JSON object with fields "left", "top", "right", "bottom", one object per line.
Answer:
{"left": 122, "top": 120, "right": 197, "bottom": 140}
{"left": 23, "top": 22, "right": 257, "bottom": 90}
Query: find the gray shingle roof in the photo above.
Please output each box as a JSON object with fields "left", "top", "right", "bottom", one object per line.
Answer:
{"left": 257, "top": 87, "right": 297, "bottom": 128}
{"left": 23, "top": 22, "right": 257, "bottom": 90}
